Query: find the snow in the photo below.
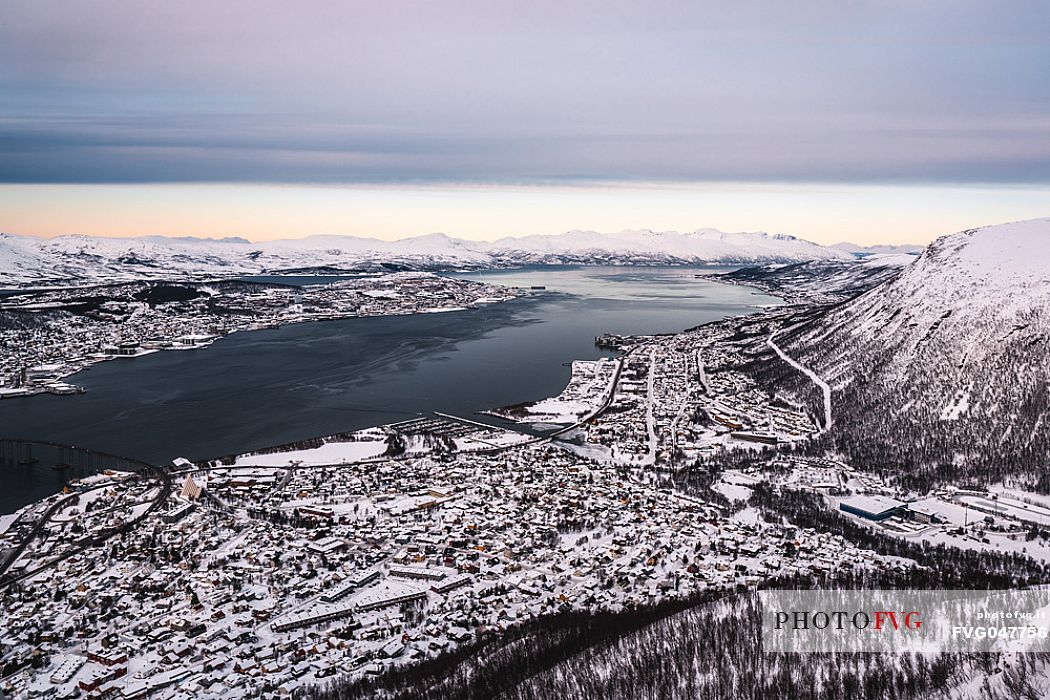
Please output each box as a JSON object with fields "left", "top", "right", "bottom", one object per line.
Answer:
{"left": 0, "top": 512, "right": 18, "bottom": 533}
{"left": 886, "top": 217, "right": 1050, "bottom": 322}
{"left": 731, "top": 506, "right": 764, "bottom": 525}
{"left": 862, "top": 252, "right": 918, "bottom": 266}
{"left": 481, "top": 228, "right": 850, "bottom": 263}
{"left": 351, "top": 579, "right": 428, "bottom": 609}
{"left": 839, "top": 494, "right": 906, "bottom": 515}
{"left": 957, "top": 493, "right": 1050, "bottom": 527}
{"left": 786, "top": 217, "right": 1050, "bottom": 439}
{"left": 905, "top": 498, "right": 972, "bottom": 527}
{"left": 523, "top": 399, "right": 592, "bottom": 422}
{"left": 233, "top": 440, "right": 386, "bottom": 467}
{"left": 831, "top": 242, "right": 925, "bottom": 255}
{"left": 938, "top": 218, "right": 1050, "bottom": 280}
{"left": 454, "top": 431, "right": 533, "bottom": 451}
{"left": 490, "top": 359, "right": 619, "bottom": 425}
{"left": 768, "top": 329, "right": 833, "bottom": 430}
{"left": 0, "top": 227, "right": 850, "bottom": 285}
{"left": 712, "top": 479, "right": 754, "bottom": 502}
{"left": 940, "top": 390, "right": 971, "bottom": 421}
{"left": 804, "top": 218, "right": 1050, "bottom": 349}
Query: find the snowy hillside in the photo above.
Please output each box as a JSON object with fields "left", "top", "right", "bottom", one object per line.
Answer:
{"left": 714, "top": 253, "right": 914, "bottom": 302}
{"left": 779, "top": 218, "right": 1050, "bottom": 487}
{"left": 0, "top": 228, "right": 849, "bottom": 286}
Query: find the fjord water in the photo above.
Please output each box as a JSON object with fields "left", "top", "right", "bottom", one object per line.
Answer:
{"left": 0, "top": 267, "right": 779, "bottom": 512}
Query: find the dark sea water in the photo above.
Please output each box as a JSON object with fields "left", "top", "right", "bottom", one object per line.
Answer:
{"left": 0, "top": 266, "right": 779, "bottom": 512}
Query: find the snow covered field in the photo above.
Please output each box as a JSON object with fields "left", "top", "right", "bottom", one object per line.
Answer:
{"left": 488, "top": 358, "right": 620, "bottom": 425}
{"left": 232, "top": 439, "right": 387, "bottom": 467}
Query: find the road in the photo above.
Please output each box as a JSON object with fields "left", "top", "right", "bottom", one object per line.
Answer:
{"left": 0, "top": 462, "right": 172, "bottom": 589}
{"left": 643, "top": 349, "right": 658, "bottom": 465}
{"left": 767, "top": 328, "right": 833, "bottom": 431}
{"left": 0, "top": 491, "right": 82, "bottom": 581}
{"left": 549, "top": 349, "right": 631, "bottom": 439}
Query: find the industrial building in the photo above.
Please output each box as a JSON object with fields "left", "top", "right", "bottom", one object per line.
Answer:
{"left": 838, "top": 495, "right": 906, "bottom": 521}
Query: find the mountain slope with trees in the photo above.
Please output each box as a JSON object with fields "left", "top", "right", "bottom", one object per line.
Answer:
{"left": 778, "top": 218, "right": 1050, "bottom": 489}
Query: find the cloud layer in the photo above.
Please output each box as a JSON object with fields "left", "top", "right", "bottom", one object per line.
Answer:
{"left": 2, "top": 1, "right": 1049, "bottom": 184}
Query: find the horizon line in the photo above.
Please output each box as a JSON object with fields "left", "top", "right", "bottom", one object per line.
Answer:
{"left": 1, "top": 226, "right": 935, "bottom": 248}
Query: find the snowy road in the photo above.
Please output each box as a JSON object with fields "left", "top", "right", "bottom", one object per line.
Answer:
{"left": 644, "top": 349, "right": 658, "bottom": 464}
{"left": 767, "top": 329, "right": 833, "bottom": 431}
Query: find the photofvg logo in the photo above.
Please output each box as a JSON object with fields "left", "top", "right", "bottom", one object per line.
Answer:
{"left": 760, "top": 590, "right": 1050, "bottom": 653}
{"left": 774, "top": 609, "right": 923, "bottom": 633}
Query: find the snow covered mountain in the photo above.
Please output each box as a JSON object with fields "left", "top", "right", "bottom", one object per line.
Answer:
{"left": 831, "top": 241, "right": 925, "bottom": 257}
{"left": 479, "top": 228, "right": 850, "bottom": 266}
{"left": 0, "top": 228, "right": 849, "bottom": 286}
{"left": 779, "top": 218, "right": 1050, "bottom": 487}
{"left": 0, "top": 232, "right": 495, "bottom": 286}
{"left": 715, "top": 253, "right": 914, "bottom": 302}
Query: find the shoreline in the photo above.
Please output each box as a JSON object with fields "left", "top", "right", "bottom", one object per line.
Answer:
{"left": 0, "top": 272, "right": 527, "bottom": 400}
{"left": 1, "top": 269, "right": 784, "bottom": 514}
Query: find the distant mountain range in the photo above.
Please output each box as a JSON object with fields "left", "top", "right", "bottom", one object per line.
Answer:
{"left": 831, "top": 241, "right": 925, "bottom": 256}
{"left": 0, "top": 229, "right": 851, "bottom": 286}
{"left": 780, "top": 217, "right": 1050, "bottom": 488}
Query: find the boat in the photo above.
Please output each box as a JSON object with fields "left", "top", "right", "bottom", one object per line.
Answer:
{"left": 51, "top": 462, "right": 70, "bottom": 470}
{"left": 17, "top": 457, "right": 39, "bottom": 466}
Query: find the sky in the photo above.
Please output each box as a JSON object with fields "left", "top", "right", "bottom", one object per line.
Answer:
{"left": 2, "top": 1, "right": 1049, "bottom": 245}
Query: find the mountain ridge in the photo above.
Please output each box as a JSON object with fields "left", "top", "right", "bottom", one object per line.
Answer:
{"left": 0, "top": 228, "right": 850, "bottom": 285}
{"left": 778, "top": 217, "right": 1050, "bottom": 488}
{"left": 831, "top": 241, "right": 925, "bottom": 256}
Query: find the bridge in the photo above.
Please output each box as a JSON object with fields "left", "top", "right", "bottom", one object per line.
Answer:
{"left": 0, "top": 438, "right": 154, "bottom": 473}
{"left": 0, "top": 439, "right": 169, "bottom": 590}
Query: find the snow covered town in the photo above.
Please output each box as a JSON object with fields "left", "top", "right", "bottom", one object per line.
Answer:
{"left": 0, "top": 428, "right": 901, "bottom": 699}
{"left": 3, "top": 220, "right": 1050, "bottom": 698}
{"left": 0, "top": 274, "right": 522, "bottom": 399}
{"left": 0, "top": 296, "right": 941, "bottom": 699}
{"left": 492, "top": 311, "right": 820, "bottom": 465}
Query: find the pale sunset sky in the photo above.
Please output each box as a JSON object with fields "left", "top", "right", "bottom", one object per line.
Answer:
{"left": 2, "top": 1, "right": 1049, "bottom": 245}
